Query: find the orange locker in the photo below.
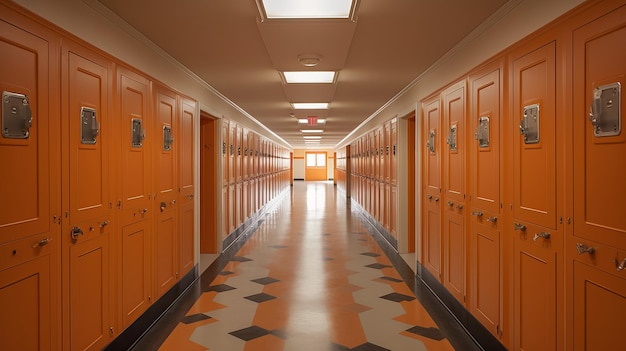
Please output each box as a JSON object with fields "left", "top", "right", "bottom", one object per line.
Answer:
{"left": 442, "top": 81, "right": 467, "bottom": 304}
{"left": 154, "top": 85, "right": 179, "bottom": 298}
{"left": 61, "top": 42, "right": 114, "bottom": 350}
{"left": 422, "top": 97, "right": 442, "bottom": 280}
{"left": 570, "top": 6, "right": 626, "bottom": 350}
{"left": 0, "top": 13, "right": 58, "bottom": 351}
{"left": 510, "top": 40, "right": 561, "bottom": 351}
{"left": 468, "top": 65, "right": 502, "bottom": 339}
{"left": 116, "top": 67, "right": 153, "bottom": 329}
{"left": 179, "top": 98, "right": 195, "bottom": 275}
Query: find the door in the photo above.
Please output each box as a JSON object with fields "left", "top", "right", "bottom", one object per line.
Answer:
{"left": 116, "top": 67, "right": 153, "bottom": 328}
{"left": 200, "top": 114, "right": 217, "bottom": 253}
{"left": 179, "top": 97, "right": 195, "bottom": 275}
{"left": 62, "top": 43, "right": 114, "bottom": 350}
{"left": 305, "top": 152, "right": 328, "bottom": 181}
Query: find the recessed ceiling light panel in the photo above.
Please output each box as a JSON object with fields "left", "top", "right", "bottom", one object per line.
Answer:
{"left": 261, "top": 0, "right": 353, "bottom": 19}
{"left": 301, "top": 129, "right": 324, "bottom": 133}
{"left": 283, "top": 71, "right": 336, "bottom": 84}
{"left": 292, "top": 103, "right": 329, "bottom": 110}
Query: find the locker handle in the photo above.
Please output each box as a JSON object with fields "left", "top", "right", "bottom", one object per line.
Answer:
{"left": 575, "top": 243, "right": 595, "bottom": 255}
{"left": 160, "top": 202, "right": 167, "bottom": 212}
{"left": 486, "top": 216, "right": 498, "bottom": 223}
{"left": 513, "top": 223, "right": 527, "bottom": 231}
{"left": 471, "top": 211, "right": 483, "bottom": 217}
{"left": 447, "top": 201, "right": 454, "bottom": 207}
{"left": 32, "top": 238, "right": 52, "bottom": 248}
{"left": 456, "top": 204, "right": 463, "bottom": 210}
{"left": 141, "top": 208, "right": 148, "bottom": 214}
{"left": 434, "top": 197, "right": 439, "bottom": 202}
{"left": 71, "top": 227, "right": 84, "bottom": 240}
{"left": 99, "top": 220, "right": 110, "bottom": 228}
{"left": 615, "top": 258, "right": 626, "bottom": 272}
{"left": 427, "top": 195, "right": 433, "bottom": 200}
{"left": 533, "top": 232, "right": 550, "bottom": 241}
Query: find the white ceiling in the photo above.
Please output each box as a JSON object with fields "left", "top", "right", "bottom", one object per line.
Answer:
{"left": 99, "top": 0, "right": 508, "bottom": 149}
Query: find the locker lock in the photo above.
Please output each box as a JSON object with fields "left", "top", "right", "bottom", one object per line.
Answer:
{"left": 71, "top": 227, "right": 84, "bottom": 240}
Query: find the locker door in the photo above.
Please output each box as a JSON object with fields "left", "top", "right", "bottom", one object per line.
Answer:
{"left": 179, "top": 98, "right": 195, "bottom": 275}
{"left": 442, "top": 81, "right": 467, "bottom": 304}
{"left": 0, "top": 18, "right": 57, "bottom": 351}
{"left": 571, "top": 7, "right": 626, "bottom": 349}
{"left": 154, "top": 87, "right": 178, "bottom": 297}
{"left": 511, "top": 41, "right": 560, "bottom": 351}
{"left": 117, "top": 68, "right": 152, "bottom": 328}
{"left": 422, "top": 98, "right": 442, "bottom": 279}
{"left": 469, "top": 66, "right": 502, "bottom": 339}
{"left": 62, "top": 46, "right": 113, "bottom": 350}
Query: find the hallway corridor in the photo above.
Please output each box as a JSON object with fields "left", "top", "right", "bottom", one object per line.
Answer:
{"left": 131, "top": 182, "right": 478, "bottom": 351}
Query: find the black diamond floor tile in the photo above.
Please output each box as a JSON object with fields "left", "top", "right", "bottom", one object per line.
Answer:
{"left": 229, "top": 325, "right": 269, "bottom": 341}
{"left": 231, "top": 256, "right": 253, "bottom": 262}
{"left": 380, "top": 276, "right": 404, "bottom": 283}
{"left": 352, "top": 342, "right": 391, "bottom": 351}
{"left": 251, "top": 277, "right": 280, "bottom": 285}
{"left": 219, "top": 270, "right": 234, "bottom": 276}
{"left": 365, "top": 263, "right": 392, "bottom": 270}
{"left": 204, "top": 284, "right": 236, "bottom": 293}
{"left": 380, "top": 292, "right": 416, "bottom": 302}
{"left": 331, "top": 343, "right": 350, "bottom": 351}
{"left": 361, "top": 252, "right": 381, "bottom": 257}
{"left": 244, "top": 292, "right": 276, "bottom": 303}
{"left": 406, "top": 325, "right": 445, "bottom": 341}
{"left": 181, "top": 313, "right": 212, "bottom": 324}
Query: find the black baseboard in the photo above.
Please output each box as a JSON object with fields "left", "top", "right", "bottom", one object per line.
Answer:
{"left": 103, "top": 267, "right": 198, "bottom": 351}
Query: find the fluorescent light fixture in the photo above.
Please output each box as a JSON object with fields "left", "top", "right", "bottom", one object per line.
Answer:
{"left": 298, "top": 118, "right": 326, "bottom": 124}
{"left": 303, "top": 136, "right": 322, "bottom": 139}
{"left": 301, "top": 129, "right": 324, "bottom": 133}
{"left": 283, "top": 71, "right": 336, "bottom": 84}
{"left": 261, "top": 0, "right": 353, "bottom": 19}
{"left": 292, "top": 103, "right": 329, "bottom": 110}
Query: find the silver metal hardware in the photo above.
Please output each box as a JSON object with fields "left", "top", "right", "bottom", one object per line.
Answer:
{"left": 589, "top": 82, "right": 621, "bottom": 137}
{"left": 471, "top": 211, "right": 484, "bottom": 217}
{"left": 533, "top": 232, "right": 551, "bottom": 241}
{"left": 171, "top": 200, "right": 176, "bottom": 205}
{"left": 486, "top": 216, "right": 498, "bottom": 223}
{"left": 71, "top": 227, "right": 84, "bottom": 240}
{"left": 446, "top": 124, "right": 457, "bottom": 151}
{"left": 434, "top": 197, "right": 439, "bottom": 202}
{"left": 141, "top": 208, "right": 148, "bottom": 214}
{"left": 2, "top": 91, "right": 33, "bottom": 139}
{"left": 513, "top": 223, "right": 527, "bottom": 231}
{"left": 447, "top": 201, "right": 454, "bottom": 207}
{"left": 163, "top": 124, "right": 173, "bottom": 151}
{"left": 427, "top": 195, "right": 433, "bottom": 200}
{"left": 615, "top": 258, "right": 626, "bottom": 272}
{"left": 520, "top": 104, "right": 540, "bottom": 144}
{"left": 32, "top": 238, "right": 51, "bottom": 248}
{"left": 132, "top": 118, "right": 145, "bottom": 148}
{"left": 80, "top": 107, "right": 99, "bottom": 144}
{"left": 575, "top": 243, "right": 595, "bottom": 255}
{"left": 427, "top": 129, "right": 436, "bottom": 153}
{"left": 188, "top": 194, "right": 194, "bottom": 200}
{"left": 160, "top": 201, "right": 167, "bottom": 212}
{"left": 456, "top": 204, "right": 463, "bottom": 210}
{"left": 99, "top": 220, "right": 110, "bottom": 228}
{"left": 475, "top": 116, "right": 490, "bottom": 148}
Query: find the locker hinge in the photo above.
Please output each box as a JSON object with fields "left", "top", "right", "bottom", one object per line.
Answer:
{"left": 559, "top": 216, "right": 563, "bottom": 224}
{"left": 117, "top": 200, "right": 121, "bottom": 209}
{"left": 567, "top": 217, "right": 571, "bottom": 225}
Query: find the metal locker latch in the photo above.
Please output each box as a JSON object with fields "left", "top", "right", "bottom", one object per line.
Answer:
{"left": 475, "top": 116, "right": 490, "bottom": 148}
{"left": 426, "top": 129, "right": 436, "bottom": 153}
{"left": 132, "top": 118, "right": 145, "bottom": 147}
{"left": 447, "top": 124, "right": 457, "bottom": 151}
{"left": 2, "top": 91, "right": 33, "bottom": 139}
{"left": 163, "top": 124, "right": 173, "bottom": 151}
{"left": 589, "top": 82, "right": 621, "bottom": 137}
{"left": 521, "top": 104, "right": 540, "bottom": 144}
{"left": 80, "top": 107, "right": 99, "bottom": 144}
{"left": 71, "top": 226, "right": 84, "bottom": 240}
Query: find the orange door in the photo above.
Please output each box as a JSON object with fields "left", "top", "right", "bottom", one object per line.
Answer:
{"left": 116, "top": 67, "right": 153, "bottom": 328}
{"left": 511, "top": 41, "right": 560, "bottom": 351}
{"left": 442, "top": 81, "right": 467, "bottom": 304}
{"left": 571, "top": 7, "right": 626, "bottom": 349}
{"left": 469, "top": 66, "right": 502, "bottom": 339}
{"left": 422, "top": 97, "right": 442, "bottom": 279}
{"left": 179, "top": 98, "right": 195, "bottom": 275}
{"left": 154, "top": 86, "right": 179, "bottom": 297}
{"left": 0, "top": 16, "right": 57, "bottom": 351}
{"left": 62, "top": 44, "right": 114, "bottom": 350}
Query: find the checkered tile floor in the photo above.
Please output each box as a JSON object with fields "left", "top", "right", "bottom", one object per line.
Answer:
{"left": 144, "top": 182, "right": 468, "bottom": 351}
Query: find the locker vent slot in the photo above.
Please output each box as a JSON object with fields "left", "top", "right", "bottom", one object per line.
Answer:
{"left": 80, "top": 107, "right": 99, "bottom": 144}
{"left": 2, "top": 91, "right": 33, "bottom": 139}
{"left": 521, "top": 104, "right": 540, "bottom": 144}
{"left": 590, "top": 82, "right": 621, "bottom": 137}
{"left": 131, "top": 118, "right": 145, "bottom": 148}
{"left": 447, "top": 124, "right": 457, "bottom": 151}
{"left": 427, "top": 129, "right": 436, "bottom": 153}
{"left": 163, "top": 124, "right": 173, "bottom": 151}
{"left": 475, "top": 116, "right": 490, "bottom": 148}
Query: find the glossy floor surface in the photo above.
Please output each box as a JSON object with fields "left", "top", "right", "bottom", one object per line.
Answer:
{"left": 133, "top": 182, "right": 478, "bottom": 351}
